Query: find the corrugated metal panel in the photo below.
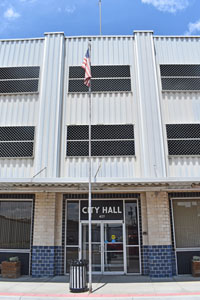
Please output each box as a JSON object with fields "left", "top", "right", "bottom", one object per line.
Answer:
{"left": 0, "top": 38, "right": 44, "bottom": 66}
{"left": 0, "top": 94, "right": 39, "bottom": 125}
{"left": 66, "top": 36, "right": 134, "bottom": 65}
{"left": 61, "top": 36, "right": 139, "bottom": 179}
{"left": 168, "top": 157, "right": 200, "bottom": 178}
{"left": 154, "top": 36, "right": 200, "bottom": 64}
{"left": 66, "top": 93, "right": 134, "bottom": 125}
{"left": 64, "top": 157, "right": 138, "bottom": 179}
{"left": 134, "top": 32, "right": 166, "bottom": 178}
{"left": 154, "top": 36, "right": 200, "bottom": 179}
{"left": 0, "top": 38, "right": 44, "bottom": 179}
{"left": 0, "top": 159, "right": 34, "bottom": 178}
{"left": 162, "top": 92, "right": 200, "bottom": 123}
{"left": 34, "top": 33, "right": 65, "bottom": 179}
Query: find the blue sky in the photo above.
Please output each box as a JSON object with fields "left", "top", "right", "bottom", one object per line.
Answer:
{"left": 0, "top": 0, "right": 200, "bottom": 39}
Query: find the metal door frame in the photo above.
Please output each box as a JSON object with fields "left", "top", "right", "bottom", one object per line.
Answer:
{"left": 64, "top": 197, "right": 141, "bottom": 275}
{"left": 80, "top": 220, "right": 125, "bottom": 275}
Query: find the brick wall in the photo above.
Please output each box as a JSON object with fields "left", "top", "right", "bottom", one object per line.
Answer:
{"left": 141, "top": 192, "right": 173, "bottom": 277}
{"left": 32, "top": 192, "right": 63, "bottom": 277}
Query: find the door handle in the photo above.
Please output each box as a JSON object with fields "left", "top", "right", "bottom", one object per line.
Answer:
{"left": 99, "top": 245, "right": 101, "bottom": 253}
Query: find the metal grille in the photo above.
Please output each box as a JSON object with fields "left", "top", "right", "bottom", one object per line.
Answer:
{"left": 168, "top": 140, "right": 200, "bottom": 155}
{"left": 66, "top": 124, "right": 135, "bottom": 157}
{"left": 166, "top": 124, "right": 200, "bottom": 156}
{"left": 68, "top": 65, "right": 131, "bottom": 93}
{"left": 67, "top": 125, "right": 134, "bottom": 140}
{"left": 69, "top": 79, "right": 131, "bottom": 92}
{"left": 0, "top": 126, "right": 34, "bottom": 158}
{"left": 0, "top": 67, "right": 40, "bottom": 79}
{"left": 67, "top": 141, "right": 89, "bottom": 156}
{"left": 162, "top": 78, "right": 200, "bottom": 91}
{"left": 0, "top": 66, "right": 40, "bottom": 94}
{"left": 160, "top": 65, "right": 200, "bottom": 91}
{"left": 91, "top": 140, "right": 134, "bottom": 156}
{"left": 67, "top": 125, "right": 89, "bottom": 140}
{"left": 167, "top": 124, "right": 200, "bottom": 139}
{"left": 160, "top": 65, "right": 200, "bottom": 77}
{"left": 69, "top": 66, "right": 130, "bottom": 79}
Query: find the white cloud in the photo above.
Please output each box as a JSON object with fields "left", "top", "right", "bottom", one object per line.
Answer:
{"left": 57, "top": 5, "right": 76, "bottom": 14}
{"left": 4, "top": 7, "right": 20, "bottom": 20}
{"left": 141, "top": 0, "right": 189, "bottom": 13}
{"left": 185, "top": 20, "right": 200, "bottom": 35}
{"left": 65, "top": 5, "right": 76, "bottom": 14}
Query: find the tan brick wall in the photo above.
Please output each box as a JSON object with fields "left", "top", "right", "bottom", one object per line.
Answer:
{"left": 33, "top": 192, "right": 62, "bottom": 246}
{"left": 141, "top": 192, "right": 148, "bottom": 245}
{"left": 55, "top": 193, "right": 63, "bottom": 246}
{"left": 145, "top": 191, "right": 172, "bottom": 246}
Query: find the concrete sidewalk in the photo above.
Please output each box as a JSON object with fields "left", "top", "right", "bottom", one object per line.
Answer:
{"left": 0, "top": 275, "right": 200, "bottom": 299}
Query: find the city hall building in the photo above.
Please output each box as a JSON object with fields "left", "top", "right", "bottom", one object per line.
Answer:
{"left": 0, "top": 30, "right": 200, "bottom": 278}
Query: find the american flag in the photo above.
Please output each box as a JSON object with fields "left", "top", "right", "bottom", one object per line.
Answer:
{"left": 81, "top": 49, "right": 92, "bottom": 87}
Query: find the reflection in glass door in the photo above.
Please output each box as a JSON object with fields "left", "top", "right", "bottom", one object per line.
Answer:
{"left": 104, "top": 223, "right": 124, "bottom": 272}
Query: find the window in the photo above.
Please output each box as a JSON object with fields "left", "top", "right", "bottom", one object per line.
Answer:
{"left": 160, "top": 64, "right": 200, "bottom": 91}
{"left": 0, "top": 126, "right": 35, "bottom": 158}
{"left": 68, "top": 65, "right": 131, "bottom": 93}
{"left": 66, "top": 124, "right": 135, "bottom": 157}
{"left": 0, "top": 201, "right": 32, "bottom": 249}
{"left": 166, "top": 124, "right": 200, "bottom": 155}
{"left": 172, "top": 199, "right": 200, "bottom": 248}
{"left": 0, "top": 66, "right": 40, "bottom": 94}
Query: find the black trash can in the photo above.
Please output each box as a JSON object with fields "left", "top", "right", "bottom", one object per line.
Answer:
{"left": 69, "top": 259, "right": 88, "bottom": 293}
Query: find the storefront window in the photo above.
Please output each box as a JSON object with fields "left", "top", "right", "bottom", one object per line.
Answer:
{"left": 0, "top": 201, "right": 32, "bottom": 249}
{"left": 66, "top": 201, "right": 79, "bottom": 245}
{"left": 125, "top": 201, "right": 138, "bottom": 245}
{"left": 173, "top": 199, "right": 200, "bottom": 248}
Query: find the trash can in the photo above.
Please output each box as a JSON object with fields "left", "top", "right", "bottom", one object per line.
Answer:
{"left": 69, "top": 259, "right": 88, "bottom": 293}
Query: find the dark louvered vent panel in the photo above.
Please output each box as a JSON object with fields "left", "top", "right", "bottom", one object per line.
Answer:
{"left": 67, "top": 141, "right": 89, "bottom": 157}
{"left": 67, "top": 125, "right": 134, "bottom": 140}
{"left": 168, "top": 140, "right": 200, "bottom": 155}
{"left": 0, "top": 126, "right": 35, "bottom": 158}
{"left": 0, "top": 80, "right": 38, "bottom": 94}
{"left": 167, "top": 124, "right": 200, "bottom": 156}
{"left": 160, "top": 65, "right": 200, "bottom": 77}
{"left": 0, "top": 142, "right": 34, "bottom": 158}
{"left": 67, "top": 125, "right": 89, "bottom": 140}
{"left": 160, "top": 65, "right": 200, "bottom": 91}
{"left": 167, "top": 124, "right": 200, "bottom": 139}
{"left": 92, "top": 140, "right": 134, "bottom": 156}
{"left": 66, "top": 125, "right": 135, "bottom": 157}
{"left": 0, "top": 66, "right": 40, "bottom": 94}
{"left": 69, "top": 65, "right": 130, "bottom": 79}
{"left": 162, "top": 78, "right": 200, "bottom": 91}
{"left": 68, "top": 65, "right": 131, "bottom": 93}
{"left": 0, "top": 67, "right": 40, "bottom": 79}
{"left": 91, "top": 125, "right": 134, "bottom": 140}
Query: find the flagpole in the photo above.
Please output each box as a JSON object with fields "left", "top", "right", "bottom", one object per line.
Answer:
{"left": 88, "top": 41, "right": 92, "bottom": 293}
{"left": 99, "top": 0, "right": 102, "bottom": 35}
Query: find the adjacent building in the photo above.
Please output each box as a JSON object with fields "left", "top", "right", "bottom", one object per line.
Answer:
{"left": 0, "top": 30, "right": 200, "bottom": 278}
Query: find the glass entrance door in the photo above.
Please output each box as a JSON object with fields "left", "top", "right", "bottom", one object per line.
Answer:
{"left": 104, "top": 223, "right": 124, "bottom": 272}
{"left": 81, "top": 221, "right": 124, "bottom": 274}
{"left": 81, "top": 223, "right": 101, "bottom": 272}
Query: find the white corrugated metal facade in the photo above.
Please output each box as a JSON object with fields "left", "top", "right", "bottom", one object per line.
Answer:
{"left": 154, "top": 36, "right": 200, "bottom": 178}
{"left": 0, "top": 31, "right": 200, "bottom": 182}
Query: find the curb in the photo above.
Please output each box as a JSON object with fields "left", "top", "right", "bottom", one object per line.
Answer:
{"left": 1, "top": 292, "right": 200, "bottom": 299}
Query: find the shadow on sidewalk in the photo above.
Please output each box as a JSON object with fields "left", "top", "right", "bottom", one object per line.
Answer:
{"left": 0, "top": 274, "right": 200, "bottom": 284}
